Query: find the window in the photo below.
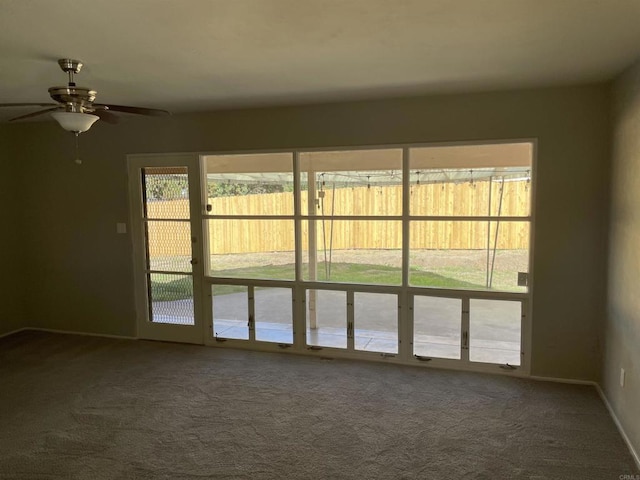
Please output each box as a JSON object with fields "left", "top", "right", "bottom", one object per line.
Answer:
{"left": 205, "top": 152, "right": 295, "bottom": 280}
{"left": 409, "top": 143, "right": 531, "bottom": 292}
{"left": 198, "top": 141, "right": 532, "bottom": 367}
{"left": 300, "top": 149, "right": 403, "bottom": 286}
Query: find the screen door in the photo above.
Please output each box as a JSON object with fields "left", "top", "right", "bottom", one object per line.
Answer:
{"left": 129, "top": 154, "right": 205, "bottom": 344}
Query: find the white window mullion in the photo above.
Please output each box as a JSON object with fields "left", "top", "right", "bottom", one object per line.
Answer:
{"left": 248, "top": 286, "right": 256, "bottom": 342}
{"left": 461, "top": 297, "right": 470, "bottom": 363}
{"left": 346, "top": 291, "right": 355, "bottom": 351}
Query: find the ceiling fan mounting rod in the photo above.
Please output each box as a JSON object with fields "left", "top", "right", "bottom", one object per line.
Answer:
{"left": 58, "top": 58, "right": 83, "bottom": 86}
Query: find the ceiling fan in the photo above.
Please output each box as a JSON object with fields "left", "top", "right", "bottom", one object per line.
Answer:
{"left": 0, "top": 58, "right": 170, "bottom": 134}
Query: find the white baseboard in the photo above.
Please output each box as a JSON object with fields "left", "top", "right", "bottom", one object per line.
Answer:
{"left": 0, "top": 327, "right": 29, "bottom": 339}
{"left": 594, "top": 382, "right": 640, "bottom": 471}
{"left": 21, "top": 327, "right": 137, "bottom": 341}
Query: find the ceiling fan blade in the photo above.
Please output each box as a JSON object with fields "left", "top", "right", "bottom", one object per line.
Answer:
{"left": 0, "top": 102, "right": 58, "bottom": 108}
{"left": 93, "top": 103, "right": 170, "bottom": 117}
{"left": 9, "top": 107, "right": 60, "bottom": 122}
{"left": 91, "top": 108, "right": 119, "bottom": 124}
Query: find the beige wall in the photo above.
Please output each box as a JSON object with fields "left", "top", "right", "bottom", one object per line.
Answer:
{"left": 3, "top": 84, "right": 610, "bottom": 379}
{"left": 0, "top": 128, "right": 26, "bottom": 335}
{"left": 605, "top": 59, "right": 640, "bottom": 460}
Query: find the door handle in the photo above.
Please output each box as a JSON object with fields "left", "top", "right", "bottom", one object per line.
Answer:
{"left": 190, "top": 258, "right": 198, "bottom": 265}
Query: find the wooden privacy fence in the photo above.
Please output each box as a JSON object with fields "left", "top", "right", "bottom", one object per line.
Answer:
{"left": 146, "top": 181, "right": 530, "bottom": 256}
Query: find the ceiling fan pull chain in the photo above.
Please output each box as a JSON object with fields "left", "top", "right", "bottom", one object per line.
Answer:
{"left": 74, "top": 132, "right": 82, "bottom": 165}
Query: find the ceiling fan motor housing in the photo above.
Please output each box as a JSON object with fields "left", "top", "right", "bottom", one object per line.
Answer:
{"left": 48, "top": 86, "right": 97, "bottom": 112}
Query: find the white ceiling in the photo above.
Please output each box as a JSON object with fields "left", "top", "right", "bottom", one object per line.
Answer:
{"left": 1, "top": 0, "right": 640, "bottom": 122}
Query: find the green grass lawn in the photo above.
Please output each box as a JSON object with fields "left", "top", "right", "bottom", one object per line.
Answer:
{"left": 150, "top": 262, "right": 482, "bottom": 301}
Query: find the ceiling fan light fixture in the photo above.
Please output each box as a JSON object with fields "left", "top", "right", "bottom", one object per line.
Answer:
{"left": 51, "top": 111, "right": 99, "bottom": 133}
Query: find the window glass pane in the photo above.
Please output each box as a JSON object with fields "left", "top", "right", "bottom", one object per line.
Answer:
{"left": 302, "top": 220, "right": 402, "bottom": 285}
{"left": 409, "top": 143, "right": 532, "bottom": 217}
{"left": 306, "top": 290, "right": 347, "bottom": 349}
{"left": 469, "top": 299, "right": 521, "bottom": 365}
{"left": 488, "top": 222, "right": 530, "bottom": 292}
{"left": 146, "top": 220, "right": 192, "bottom": 272}
{"left": 212, "top": 285, "right": 248, "bottom": 340}
{"left": 208, "top": 219, "right": 295, "bottom": 280}
{"left": 204, "top": 152, "right": 294, "bottom": 216}
{"left": 142, "top": 167, "right": 190, "bottom": 219}
{"left": 148, "top": 273, "right": 194, "bottom": 325}
{"left": 409, "top": 221, "right": 529, "bottom": 292}
{"left": 255, "top": 287, "right": 293, "bottom": 344}
{"left": 413, "top": 296, "right": 461, "bottom": 360}
{"left": 354, "top": 292, "right": 397, "bottom": 353}
{"left": 300, "top": 149, "right": 403, "bottom": 216}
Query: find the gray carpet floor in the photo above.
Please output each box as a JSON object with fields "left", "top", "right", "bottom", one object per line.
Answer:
{"left": 0, "top": 331, "right": 637, "bottom": 479}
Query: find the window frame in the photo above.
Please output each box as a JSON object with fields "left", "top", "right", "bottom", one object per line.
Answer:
{"left": 196, "top": 139, "right": 536, "bottom": 374}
